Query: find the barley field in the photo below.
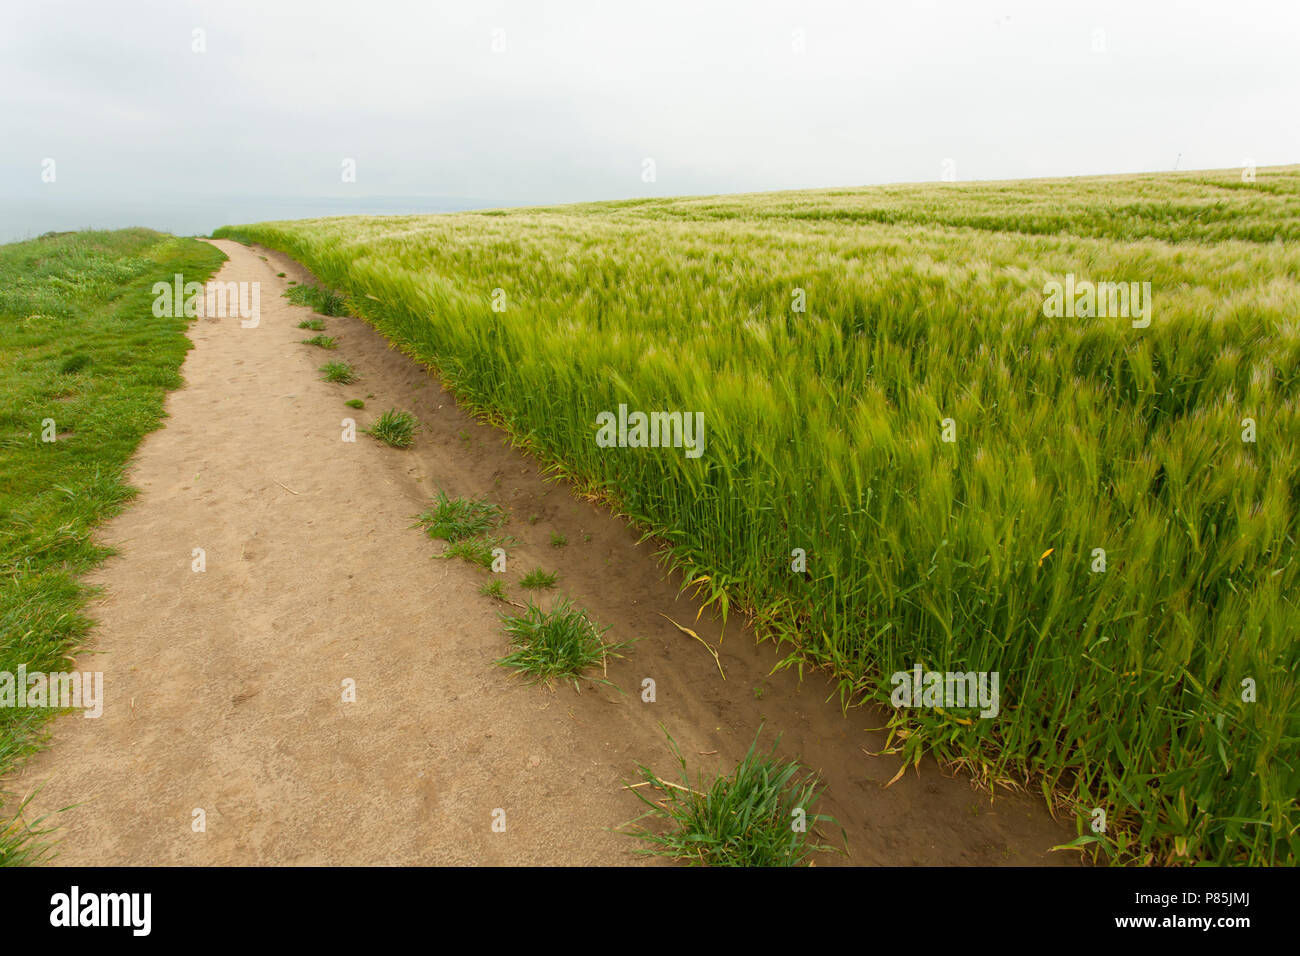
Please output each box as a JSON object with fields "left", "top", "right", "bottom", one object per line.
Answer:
{"left": 215, "top": 166, "right": 1300, "bottom": 866}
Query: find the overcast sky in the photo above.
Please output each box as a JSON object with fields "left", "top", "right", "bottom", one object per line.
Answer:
{"left": 2, "top": 0, "right": 1297, "bottom": 225}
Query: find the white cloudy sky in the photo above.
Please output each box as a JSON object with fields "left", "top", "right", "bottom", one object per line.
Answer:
{"left": 1, "top": 0, "right": 1297, "bottom": 212}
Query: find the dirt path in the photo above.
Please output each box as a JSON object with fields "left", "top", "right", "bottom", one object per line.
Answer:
{"left": 10, "top": 239, "right": 1078, "bottom": 865}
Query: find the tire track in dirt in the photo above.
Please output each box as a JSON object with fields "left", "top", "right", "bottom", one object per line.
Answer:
{"left": 11, "top": 239, "right": 1079, "bottom": 865}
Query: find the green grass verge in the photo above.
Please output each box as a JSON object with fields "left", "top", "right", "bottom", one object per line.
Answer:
{"left": 0, "top": 227, "right": 226, "bottom": 864}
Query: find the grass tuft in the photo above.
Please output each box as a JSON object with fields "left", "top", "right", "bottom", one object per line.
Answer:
{"left": 414, "top": 490, "right": 504, "bottom": 541}
{"left": 319, "top": 361, "right": 357, "bottom": 384}
{"left": 365, "top": 408, "right": 418, "bottom": 447}
{"left": 520, "top": 568, "right": 558, "bottom": 590}
{"left": 439, "top": 536, "right": 507, "bottom": 569}
{"left": 624, "top": 727, "right": 842, "bottom": 867}
{"left": 496, "top": 597, "right": 630, "bottom": 688}
{"left": 284, "top": 283, "right": 348, "bottom": 316}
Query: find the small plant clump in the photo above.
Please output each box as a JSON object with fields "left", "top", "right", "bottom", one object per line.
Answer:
{"left": 284, "top": 283, "right": 348, "bottom": 316}
{"left": 414, "top": 490, "right": 504, "bottom": 542}
{"left": 496, "top": 598, "right": 630, "bottom": 689}
{"left": 300, "top": 334, "right": 336, "bottom": 349}
{"left": 319, "top": 362, "right": 357, "bottom": 384}
{"left": 365, "top": 408, "right": 418, "bottom": 447}
{"left": 624, "top": 727, "right": 842, "bottom": 867}
{"left": 520, "top": 568, "right": 557, "bottom": 590}
{"left": 439, "top": 536, "right": 507, "bottom": 569}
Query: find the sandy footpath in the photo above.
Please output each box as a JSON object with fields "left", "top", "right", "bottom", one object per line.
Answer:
{"left": 10, "top": 239, "right": 1079, "bottom": 865}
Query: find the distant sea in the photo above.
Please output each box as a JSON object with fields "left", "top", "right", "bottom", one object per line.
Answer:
{"left": 0, "top": 195, "right": 522, "bottom": 245}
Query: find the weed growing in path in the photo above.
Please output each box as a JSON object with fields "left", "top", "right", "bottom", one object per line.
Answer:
{"left": 297, "top": 319, "right": 325, "bottom": 331}
{"left": 497, "top": 597, "right": 629, "bottom": 689}
{"left": 625, "top": 728, "right": 841, "bottom": 866}
{"left": 319, "top": 362, "right": 357, "bottom": 384}
{"left": 440, "top": 536, "right": 507, "bottom": 569}
{"left": 365, "top": 408, "right": 418, "bottom": 447}
{"left": 479, "top": 580, "right": 508, "bottom": 602}
{"left": 300, "top": 334, "right": 336, "bottom": 349}
{"left": 284, "top": 283, "right": 347, "bottom": 316}
{"left": 414, "top": 490, "right": 504, "bottom": 541}
{"left": 520, "top": 569, "right": 558, "bottom": 590}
